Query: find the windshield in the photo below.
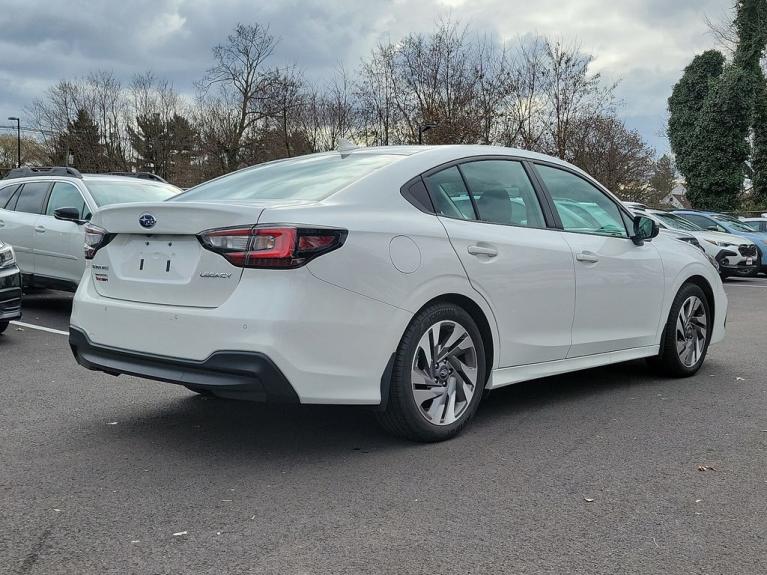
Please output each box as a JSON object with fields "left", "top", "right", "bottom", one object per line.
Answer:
{"left": 711, "top": 214, "right": 755, "bottom": 232}
{"left": 744, "top": 221, "right": 762, "bottom": 231}
{"left": 654, "top": 212, "right": 702, "bottom": 232}
{"left": 86, "top": 180, "right": 180, "bottom": 207}
{"left": 174, "top": 153, "right": 403, "bottom": 202}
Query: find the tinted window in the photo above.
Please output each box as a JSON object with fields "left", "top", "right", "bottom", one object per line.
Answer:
{"left": 711, "top": 214, "right": 754, "bottom": 232}
{"left": 536, "top": 165, "right": 627, "bottom": 238}
{"left": 46, "top": 182, "right": 89, "bottom": 219}
{"left": 86, "top": 180, "right": 180, "bottom": 207}
{"left": 0, "top": 184, "right": 20, "bottom": 209}
{"left": 175, "top": 153, "right": 403, "bottom": 202}
{"left": 460, "top": 160, "right": 545, "bottom": 228}
{"left": 424, "top": 166, "right": 475, "bottom": 220}
{"left": 653, "top": 212, "right": 702, "bottom": 232}
{"left": 680, "top": 214, "right": 724, "bottom": 232}
{"left": 14, "top": 182, "right": 50, "bottom": 214}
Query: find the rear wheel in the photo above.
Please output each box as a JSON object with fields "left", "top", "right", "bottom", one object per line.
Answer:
{"left": 649, "top": 283, "right": 711, "bottom": 377}
{"left": 377, "top": 303, "right": 487, "bottom": 442}
{"left": 0, "top": 321, "right": 8, "bottom": 335}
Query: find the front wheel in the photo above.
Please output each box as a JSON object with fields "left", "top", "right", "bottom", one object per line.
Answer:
{"left": 377, "top": 303, "right": 487, "bottom": 442}
{"left": 649, "top": 283, "right": 711, "bottom": 377}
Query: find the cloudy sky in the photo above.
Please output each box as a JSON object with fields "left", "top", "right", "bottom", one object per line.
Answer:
{"left": 0, "top": 0, "right": 732, "bottom": 154}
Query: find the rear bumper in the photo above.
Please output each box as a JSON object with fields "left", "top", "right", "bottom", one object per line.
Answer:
{"left": 0, "top": 266, "right": 22, "bottom": 322}
{"left": 70, "top": 268, "right": 413, "bottom": 404}
{"left": 69, "top": 327, "right": 299, "bottom": 402}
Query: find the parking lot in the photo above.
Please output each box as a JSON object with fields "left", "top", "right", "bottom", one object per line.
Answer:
{"left": 0, "top": 278, "right": 765, "bottom": 575}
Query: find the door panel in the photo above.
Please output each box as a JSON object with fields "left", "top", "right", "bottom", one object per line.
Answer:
{"left": 35, "top": 182, "right": 89, "bottom": 284}
{"left": 533, "top": 163, "right": 665, "bottom": 356}
{"left": 427, "top": 159, "right": 575, "bottom": 368}
{"left": 0, "top": 208, "right": 38, "bottom": 275}
{"left": 561, "top": 233, "right": 664, "bottom": 356}
{"left": 442, "top": 218, "right": 576, "bottom": 366}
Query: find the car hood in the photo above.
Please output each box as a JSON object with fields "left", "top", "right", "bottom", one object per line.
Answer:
{"left": 691, "top": 230, "right": 755, "bottom": 245}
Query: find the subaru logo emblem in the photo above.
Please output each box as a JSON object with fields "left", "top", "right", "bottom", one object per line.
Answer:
{"left": 139, "top": 213, "right": 157, "bottom": 229}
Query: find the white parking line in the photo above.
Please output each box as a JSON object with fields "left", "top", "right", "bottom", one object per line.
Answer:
{"left": 725, "top": 284, "right": 767, "bottom": 288}
{"left": 10, "top": 321, "right": 68, "bottom": 336}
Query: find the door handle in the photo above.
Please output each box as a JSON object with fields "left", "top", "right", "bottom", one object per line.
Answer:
{"left": 467, "top": 245, "right": 498, "bottom": 257}
{"left": 575, "top": 251, "right": 599, "bottom": 263}
{"left": 0, "top": 220, "right": 4, "bottom": 227}
{"left": 34, "top": 225, "right": 46, "bottom": 233}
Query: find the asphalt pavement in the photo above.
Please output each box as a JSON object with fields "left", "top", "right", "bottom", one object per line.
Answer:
{"left": 1, "top": 278, "right": 766, "bottom": 574}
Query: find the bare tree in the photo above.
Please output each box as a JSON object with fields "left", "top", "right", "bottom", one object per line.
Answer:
{"left": 197, "top": 23, "right": 279, "bottom": 170}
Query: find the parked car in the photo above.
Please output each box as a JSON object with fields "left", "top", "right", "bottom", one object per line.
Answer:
{"left": 641, "top": 209, "right": 757, "bottom": 278}
{"left": 674, "top": 210, "right": 767, "bottom": 275}
{"left": 0, "top": 167, "right": 180, "bottom": 291}
{"left": 622, "top": 205, "right": 707, "bottom": 255}
{"left": 742, "top": 217, "right": 767, "bottom": 233}
{"left": 69, "top": 146, "right": 727, "bottom": 442}
{"left": 0, "top": 240, "right": 22, "bottom": 334}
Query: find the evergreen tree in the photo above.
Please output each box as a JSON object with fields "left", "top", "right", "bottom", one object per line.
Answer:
{"left": 53, "top": 109, "right": 107, "bottom": 172}
{"left": 668, "top": 51, "right": 725, "bottom": 206}
{"left": 688, "top": 64, "right": 753, "bottom": 210}
{"left": 649, "top": 154, "right": 676, "bottom": 198}
{"left": 128, "top": 113, "right": 198, "bottom": 185}
{"left": 753, "top": 74, "right": 767, "bottom": 202}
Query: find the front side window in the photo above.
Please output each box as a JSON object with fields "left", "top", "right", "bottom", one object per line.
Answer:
{"left": 460, "top": 160, "right": 545, "bottom": 228}
{"left": 536, "top": 165, "right": 627, "bottom": 238}
{"left": 14, "top": 182, "right": 50, "bottom": 214}
{"left": 46, "top": 182, "right": 89, "bottom": 219}
{"left": 424, "top": 166, "right": 476, "bottom": 220}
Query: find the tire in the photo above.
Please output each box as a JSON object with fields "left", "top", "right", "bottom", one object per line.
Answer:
{"left": 377, "top": 302, "right": 487, "bottom": 442}
{"left": 0, "top": 321, "right": 8, "bottom": 335}
{"left": 648, "top": 283, "right": 712, "bottom": 377}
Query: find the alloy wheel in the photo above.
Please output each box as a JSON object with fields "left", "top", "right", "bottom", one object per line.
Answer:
{"left": 676, "top": 295, "right": 707, "bottom": 368}
{"left": 410, "top": 320, "right": 479, "bottom": 426}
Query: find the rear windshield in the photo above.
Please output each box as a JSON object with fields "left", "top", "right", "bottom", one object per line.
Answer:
{"left": 173, "top": 153, "right": 403, "bottom": 202}
{"left": 86, "top": 180, "right": 180, "bottom": 207}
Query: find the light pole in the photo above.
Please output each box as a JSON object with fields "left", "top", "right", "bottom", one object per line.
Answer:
{"left": 418, "top": 123, "right": 438, "bottom": 145}
{"left": 7, "top": 117, "right": 20, "bottom": 168}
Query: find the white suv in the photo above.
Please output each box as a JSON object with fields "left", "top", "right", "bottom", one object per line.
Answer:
{"left": 0, "top": 167, "right": 180, "bottom": 290}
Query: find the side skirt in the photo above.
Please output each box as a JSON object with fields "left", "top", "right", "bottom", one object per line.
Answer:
{"left": 488, "top": 346, "right": 660, "bottom": 389}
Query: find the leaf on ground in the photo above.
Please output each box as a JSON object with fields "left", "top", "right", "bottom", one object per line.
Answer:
{"left": 584, "top": 497, "right": 594, "bottom": 502}
{"left": 697, "top": 465, "right": 716, "bottom": 472}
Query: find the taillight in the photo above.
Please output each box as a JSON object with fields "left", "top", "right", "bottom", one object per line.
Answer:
{"left": 84, "top": 223, "right": 114, "bottom": 260}
{"left": 197, "top": 225, "right": 347, "bottom": 268}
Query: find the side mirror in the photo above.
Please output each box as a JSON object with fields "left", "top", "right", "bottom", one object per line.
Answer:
{"left": 632, "top": 215, "right": 659, "bottom": 245}
{"left": 54, "top": 207, "right": 85, "bottom": 224}
{"left": 705, "top": 225, "right": 719, "bottom": 232}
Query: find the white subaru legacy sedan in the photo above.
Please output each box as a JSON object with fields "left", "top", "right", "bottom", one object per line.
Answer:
{"left": 69, "top": 146, "right": 726, "bottom": 442}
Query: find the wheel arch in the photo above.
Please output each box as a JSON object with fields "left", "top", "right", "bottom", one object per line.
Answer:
{"left": 659, "top": 274, "right": 716, "bottom": 350}
{"left": 378, "top": 291, "right": 497, "bottom": 409}
{"left": 415, "top": 293, "right": 496, "bottom": 384}
{"left": 684, "top": 274, "right": 715, "bottom": 326}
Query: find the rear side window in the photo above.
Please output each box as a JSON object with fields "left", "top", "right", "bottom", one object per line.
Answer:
{"left": 14, "top": 182, "right": 50, "bottom": 214}
{"left": 424, "top": 166, "right": 476, "bottom": 220}
{"left": 0, "top": 184, "right": 20, "bottom": 209}
{"left": 174, "top": 153, "right": 403, "bottom": 202}
{"left": 46, "top": 182, "right": 89, "bottom": 219}
{"left": 460, "top": 160, "right": 545, "bottom": 228}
